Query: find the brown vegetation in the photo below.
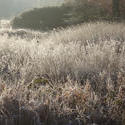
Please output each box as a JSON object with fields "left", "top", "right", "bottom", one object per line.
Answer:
{"left": 0, "top": 22, "right": 125, "bottom": 124}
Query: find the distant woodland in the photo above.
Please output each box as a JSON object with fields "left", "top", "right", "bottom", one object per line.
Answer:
{"left": 11, "top": 0, "right": 125, "bottom": 31}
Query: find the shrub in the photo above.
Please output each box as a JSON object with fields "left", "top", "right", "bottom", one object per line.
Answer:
{"left": 11, "top": 6, "right": 71, "bottom": 31}
{"left": 64, "top": 0, "right": 110, "bottom": 24}
{"left": 11, "top": 1, "right": 110, "bottom": 31}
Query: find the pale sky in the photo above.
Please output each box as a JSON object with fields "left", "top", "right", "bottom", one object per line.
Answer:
{"left": 0, "top": 0, "right": 64, "bottom": 18}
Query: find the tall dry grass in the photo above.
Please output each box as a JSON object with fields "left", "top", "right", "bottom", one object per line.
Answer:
{"left": 0, "top": 22, "right": 125, "bottom": 124}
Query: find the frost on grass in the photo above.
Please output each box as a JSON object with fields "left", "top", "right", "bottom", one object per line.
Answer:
{"left": 0, "top": 22, "right": 125, "bottom": 124}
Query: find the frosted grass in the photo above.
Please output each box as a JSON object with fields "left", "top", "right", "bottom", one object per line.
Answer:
{"left": 0, "top": 22, "right": 125, "bottom": 84}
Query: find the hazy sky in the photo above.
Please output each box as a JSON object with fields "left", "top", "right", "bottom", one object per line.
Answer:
{"left": 0, "top": 0, "right": 64, "bottom": 19}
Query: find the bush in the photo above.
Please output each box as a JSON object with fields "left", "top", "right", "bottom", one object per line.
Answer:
{"left": 11, "top": 2, "right": 110, "bottom": 31}
{"left": 11, "top": 6, "right": 71, "bottom": 31}
{"left": 64, "top": 0, "right": 110, "bottom": 24}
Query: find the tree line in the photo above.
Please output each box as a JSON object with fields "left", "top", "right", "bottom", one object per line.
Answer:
{"left": 11, "top": 0, "right": 125, "bottom": 31}
{"left": 65, "top": 0, "right": 125, "bottom": 19}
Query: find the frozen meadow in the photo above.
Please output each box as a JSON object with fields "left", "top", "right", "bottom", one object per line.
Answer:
{"left": 0, "top": 21, "right": 125, "bottom": 125}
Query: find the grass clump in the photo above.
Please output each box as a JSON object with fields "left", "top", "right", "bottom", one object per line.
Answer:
{"left": 0, "top": 78, "right": 125, "bottom": 125}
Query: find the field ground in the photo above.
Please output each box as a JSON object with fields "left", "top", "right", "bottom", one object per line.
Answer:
{"left": 0, "top": 22, "right": 125, "bottom": 125}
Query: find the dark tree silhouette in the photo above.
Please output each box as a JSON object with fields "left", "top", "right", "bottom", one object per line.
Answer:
{"left": 112, "top": 0, "right": 120, "bottom": 18}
